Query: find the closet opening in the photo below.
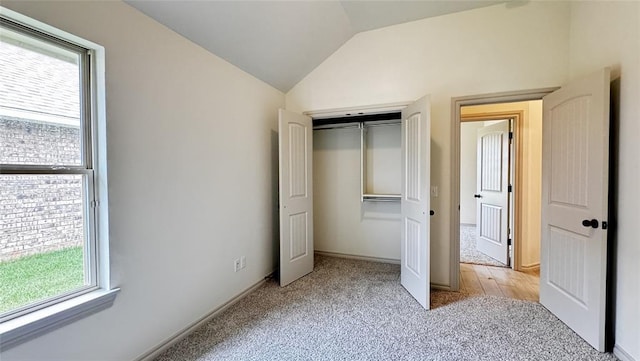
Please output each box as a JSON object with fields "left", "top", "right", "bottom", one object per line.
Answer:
{"left": 280, "top": 96, "right": 431, "bottom": 307}
{"left": 313, "top": 111, "right": 402, "bottom": 203}
{"left": 309, "top": 108, "right": 406, "bottom": 264}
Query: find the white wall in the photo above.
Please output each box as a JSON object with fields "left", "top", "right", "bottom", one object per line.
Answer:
{"left": 365, "top": 125, "right": 401, "bottom": 195}
{"left": 459, "top": 121, "right": 484, "bottom": 224}
{"left": 287, "top": 1, "right": 570, "bottom": 286}
{"left": 0, "top": 2, "right": 284, "bottom": 360}
{"left": 568, "top": 2, "right": 640, "bottom": 360}
{"left": 314, "top": 127, "right": 401, "bottom": 260}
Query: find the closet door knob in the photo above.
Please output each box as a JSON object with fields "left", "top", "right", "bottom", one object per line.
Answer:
{"left": 474, "top": 194, "right": 482, "bottom": 198}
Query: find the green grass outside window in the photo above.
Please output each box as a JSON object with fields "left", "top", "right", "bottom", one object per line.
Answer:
{"left": 0, "top": 247, "right": 85, "bottom": 314}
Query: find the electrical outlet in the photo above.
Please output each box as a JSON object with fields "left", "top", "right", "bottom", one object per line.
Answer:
{"left": 234, "top": 258, "right": 241, "bottom": 272}
{"left": 240, "top": 256, "right": 246, "bottom": 269}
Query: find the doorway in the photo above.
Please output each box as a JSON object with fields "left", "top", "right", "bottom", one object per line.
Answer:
{"left": 449, "top": 88, "right": 556, "bottom": 294}
{"left": 459, "top": 100, "right": 544, "bottom": 274}
{"left": 457, "top": 100, "right": 544, "bottom": 302}
{"left": 451, "top": 71, "right": 613, "bottom": 352}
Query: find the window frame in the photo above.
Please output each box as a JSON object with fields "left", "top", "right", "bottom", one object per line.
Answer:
{"left": 0, "top": 6, "right": 118, "bottom": 350}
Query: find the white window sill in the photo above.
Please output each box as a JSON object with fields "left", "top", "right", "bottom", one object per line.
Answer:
{"left": 0, "top": 288, "right": 120, "bottom": 350}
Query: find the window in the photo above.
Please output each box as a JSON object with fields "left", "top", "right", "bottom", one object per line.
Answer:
{"left": 0, "top": 8, "right": 117, "bottom": 349}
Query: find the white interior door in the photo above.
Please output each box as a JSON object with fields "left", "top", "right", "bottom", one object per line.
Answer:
{"left": 540, "top": 68, "right": 610, "bottom": 351}
{"left": 400, "top": 96, "right": 431, "bottom": 309}
{"left": 475, "top": 120, "right": 510, "bottom": 265}
{"left": 278, "top": 109, "right": 313, "bottom": 287}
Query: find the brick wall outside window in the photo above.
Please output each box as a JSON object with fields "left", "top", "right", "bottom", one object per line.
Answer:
{"left": 0, "top": 116, "right": 83, "bottom": 261}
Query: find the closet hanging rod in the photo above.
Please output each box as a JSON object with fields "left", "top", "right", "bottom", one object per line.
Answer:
{"left": 314, "top": 120, "right": 401, "bottom": 131}
{"left": 362, "top": 121, "right": 401, "bottom": 128}
{"left": 362, "top": 197, "right": 401, "bottom": 202}
{"left": 313, "top": 123, "right": 361, "bottom": 131}
{"left": 362, "top": 194, "right": 402, "bottom": 202}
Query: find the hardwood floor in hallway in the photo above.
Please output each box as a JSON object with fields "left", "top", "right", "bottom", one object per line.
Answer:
{"left": 460, "top": 263, "right": 539, "bottom": 302}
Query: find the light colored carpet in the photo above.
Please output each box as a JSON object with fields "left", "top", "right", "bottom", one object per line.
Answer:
{"left": 154, "top": 256, "right": 616, "bottom": 361}
{"left": 460, "top": 224, "right": 507, "bottom": 267}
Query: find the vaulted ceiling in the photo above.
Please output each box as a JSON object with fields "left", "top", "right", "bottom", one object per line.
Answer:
{"left": 126, "top": 1, "right": 505, "bottom": 92}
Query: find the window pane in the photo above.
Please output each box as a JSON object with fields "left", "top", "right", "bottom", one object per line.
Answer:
{"left": 0, "top": 26, "right": 82, "bottom": 166}
{"left": 0, "top": 174, "right": 88, "bottom": 315}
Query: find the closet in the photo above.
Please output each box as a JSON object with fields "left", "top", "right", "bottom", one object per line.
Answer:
{"left": 313, "top": 112, "right": 402, "bottom": 201}
{"left": 278, "top": 96, "right": 431, "bottom": 309}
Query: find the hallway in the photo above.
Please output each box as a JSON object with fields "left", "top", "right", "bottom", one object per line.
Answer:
{"left": 460, "top": 263, "right": 539, "bottom": 302}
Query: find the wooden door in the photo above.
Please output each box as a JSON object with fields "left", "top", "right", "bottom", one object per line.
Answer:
{"left": 400, "top": 96, "right": 431, "bottom": 309}
{"left": 278, "top": 109, "right": 314, "bottom": 287}
{"left": 540, "top": 68, "right": 610, "bottom": 351}
{"left": 475, "top": 120, "right": 510, "bottom": 265}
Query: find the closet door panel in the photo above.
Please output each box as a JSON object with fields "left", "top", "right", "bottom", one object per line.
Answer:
{"left": 279, "top": 109, "right": 313, "bottom": 287}
{"left": 400, "top": 96, "right": 431, "bottom": 309}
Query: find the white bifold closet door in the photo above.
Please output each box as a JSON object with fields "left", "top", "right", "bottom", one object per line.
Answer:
{"left": 400, "top": 96, "right": 431, "bottom": 309}
{"left": 278, "top": 109, "right": 313, "bottom": 287}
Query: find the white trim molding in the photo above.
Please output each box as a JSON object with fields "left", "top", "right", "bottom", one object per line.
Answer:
{"left": 315, "top": 250, "right": 400, "bottom": 265}
{"left": 614, "top": 345, "right": 637, "bottom": 361}
{"left": 0, "top": 288, "right": 119, "bottom": 350}
{"left": 449, "top": 87, "right": 558, "bottom": 291}
{"left": 304, "top": 101, "right": 411, "bottom": 119}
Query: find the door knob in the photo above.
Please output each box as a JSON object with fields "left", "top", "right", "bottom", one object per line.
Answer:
{"left": 474, "top": 194, "right": 482, "bottom": 198}
{"left": 582, "top": 219, "right": 599, "bottom": 228}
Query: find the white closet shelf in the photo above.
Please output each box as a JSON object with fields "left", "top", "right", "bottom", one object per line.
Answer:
{"left": 362, "top": 194, "right": 401, "bottom": 201}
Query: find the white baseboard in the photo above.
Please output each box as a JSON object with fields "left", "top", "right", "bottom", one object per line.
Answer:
{"left": 134, "top": 275, "right": 271, "bottom": 361}
{"left": 314, "top": 250, "right": 400, "bottom": 265}
{"left": 614, "top": 345, "right": 637, "bottom": 361}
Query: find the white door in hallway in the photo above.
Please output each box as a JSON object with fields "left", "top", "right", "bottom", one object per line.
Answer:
{"left": 278, "top": 109, "right": 314, "bottom": 287}
{"left": 400, "top": 96, "right": 431, "bottom": 309}
{"left": 540, "top": 68, "right": 610, "bottom": 352}
{"left": 475, "top": 120, "right": 510, "bottom": 265}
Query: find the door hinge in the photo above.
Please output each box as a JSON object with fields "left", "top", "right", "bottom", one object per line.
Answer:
{"left": 507, "top": 238, "right": 512, "bottom": 246}
{"left": 509, "top": 131, "right": 513, "bottom": 140}
{"left": 602, "top": 221, "right": 608, "bottom": 230}
{"left": 90, "top": 200, "right": 99, "bottom": 208}
{"left": 508, "top": 185, "right": 512, "bottom": 193}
